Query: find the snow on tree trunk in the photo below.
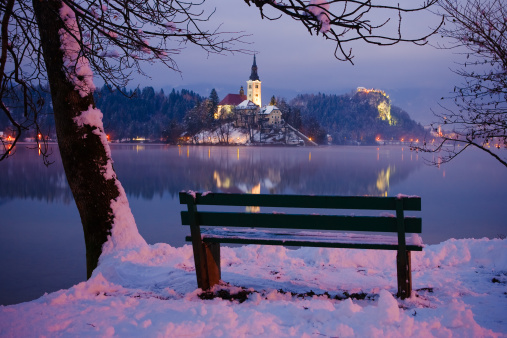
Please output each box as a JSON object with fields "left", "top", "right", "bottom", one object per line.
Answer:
{"left": 33, "top": 0, "right": 146, "bottom": 278}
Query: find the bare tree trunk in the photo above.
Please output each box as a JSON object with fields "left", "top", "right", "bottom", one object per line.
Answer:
{"left": 33, "top": 0, "right": 134, "bottom": 278}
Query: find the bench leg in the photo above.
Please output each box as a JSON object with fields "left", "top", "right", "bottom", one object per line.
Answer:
{"left": 204, "top": 242, "right": 221, "bottom": 288}
{"left": 192, "top": 241, "right": 221, "bottom": 290}
{"left": 396, "top": 250, "right": 412, "bottom": 299}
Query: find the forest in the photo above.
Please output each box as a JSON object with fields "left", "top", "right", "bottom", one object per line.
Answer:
{"left": 287, "top": 89, "right": 427, "bottom": 145}
{"left": 0, "top": 85, "right": 426, "bottom": 145}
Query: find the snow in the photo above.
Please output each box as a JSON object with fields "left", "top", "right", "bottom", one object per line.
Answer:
{"left": 62, "top": 5, "right": 146, "bottom": 254}
{"left": 236, "top": 100, "right": 258, "bottom": 109}
{"left": 59, "top": 3, "right": 96, "bottom": 97}
{"left": 197, "top": 228, "right": 424, "bottom": 247}
{"left": 9, "top": 3, "right": 501, "bottom": 336}
{"left": 259, "top": 105, "right": 279, "bottom": 115}
{"left": 396, "top": 193, "right": 421, "bottom": 199}
{"left": 186, "top": 190, "right": 197, "bottom": 200}
{"left": 193, "top": 124, "right": 302, "bottom": 145}
{"left": 1, "top": 238, "right": 505, "bottom": 336}
{"left": 163, "top": 21, "right": 177, "bottom": 32}
{"left": 309, "top": 0, "right": 331, "bottom": 33}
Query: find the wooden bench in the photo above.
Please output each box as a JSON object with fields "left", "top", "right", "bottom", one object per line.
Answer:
{"left": 179, "top": 191, "right": 422, "bottom": 299}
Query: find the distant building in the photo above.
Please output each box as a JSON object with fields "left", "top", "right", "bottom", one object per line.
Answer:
{"left": 246, "top": 55, "right": 262, "bottom": 107}
{"left": 259, "top": 105, "right": 282, "bottom": 126}
{"left": 356, "top": 87, "right": 389, "bottom": 98}
{"left": 216, "top": 87, "right": 247, "bottom": 119}
{"left": 235, "top": 99, "right": 259, "bottom": 127}
{"left": 217, "top": 55, "right": 280, "bottom": 127}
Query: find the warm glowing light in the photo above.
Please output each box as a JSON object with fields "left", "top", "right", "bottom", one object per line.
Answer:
{"left": 401, "top": 138, "right": 404, "bottom": 142}
{"left": 213, "top": 171, "right": 231, "bottom": 189}
{"left": 246, "top": 183, "right": 261, "bottom": 213}
{"left": 376, "top": 166, "right": 393, "bottom": 194}
{"left": 107, "top": 134, "right": 110, "bottom": 141}
{"left": 356, "top": 87, "right": 388, "bottom": 98}
{"left": 38, "top": 133, "right": 42, "bottom": 140}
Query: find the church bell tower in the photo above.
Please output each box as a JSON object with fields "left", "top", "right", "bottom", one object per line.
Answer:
{"left": 247, "top": 55, "right": 261, "bottom": 106}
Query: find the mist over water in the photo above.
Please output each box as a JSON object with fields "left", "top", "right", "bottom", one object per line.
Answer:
{"left": 1, "top": 144, "right": 506, "bottom": 305}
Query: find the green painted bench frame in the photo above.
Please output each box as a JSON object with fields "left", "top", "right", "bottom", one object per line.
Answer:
{"left": 179, "top": 192, "right": 422, "bottom": 299}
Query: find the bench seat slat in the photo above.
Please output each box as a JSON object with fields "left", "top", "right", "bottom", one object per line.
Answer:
{"left": 181, "top": 211, "right": 422, "bottom": 233}
{"left": 184, "top": 228, "right": 423, "bottom": 251}
{"left": 179, "top": 192, "right": 421, "bottom": 211}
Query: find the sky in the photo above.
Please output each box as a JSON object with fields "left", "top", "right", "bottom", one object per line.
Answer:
{"left": 129, "top": 0, "right": 462, "bottom": 126}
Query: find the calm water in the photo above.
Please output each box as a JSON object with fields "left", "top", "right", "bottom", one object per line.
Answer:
{"left": 1, "top": 144, "right": 506, "bottom": 305}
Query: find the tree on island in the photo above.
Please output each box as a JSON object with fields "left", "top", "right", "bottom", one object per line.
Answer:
{"left": 0, "top": 0, "right": 440, "bottom": 278}
{"left": 207, "top": 89, "right": 220, "bottom": 127}
{"left": 415, "top": 0, "right": 506, "bottom": 168}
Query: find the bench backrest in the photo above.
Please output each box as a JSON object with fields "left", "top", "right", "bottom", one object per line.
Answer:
{"left": 179, "top": 192, "right": 421, "bottom": 234}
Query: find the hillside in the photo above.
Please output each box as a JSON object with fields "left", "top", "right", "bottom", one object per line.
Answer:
{"left": 290, "top": 89, "right": 427, "bottom": 145}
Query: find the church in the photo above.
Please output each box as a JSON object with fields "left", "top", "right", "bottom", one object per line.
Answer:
{"left": 216, "top": 56, "right": 282, "bottom": 127}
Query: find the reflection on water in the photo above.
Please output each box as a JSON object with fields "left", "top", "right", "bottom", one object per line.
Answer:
{"left": 0, "top": 145, "right": 421, "bottom": 201}
{"left": 1, "top": 144, "right": 506, "bottom": 306}
{"left": 376, "top": 166, "right": 393, "bottom": 196}
{"left": 0, "top": 144, "right": 74, "bottom": 204}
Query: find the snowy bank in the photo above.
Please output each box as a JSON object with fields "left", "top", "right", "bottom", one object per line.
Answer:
{"left": 1, "top": 238, "right": 506, "bottom": 337}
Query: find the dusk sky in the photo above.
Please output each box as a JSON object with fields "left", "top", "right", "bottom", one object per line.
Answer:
{"left": 133, "top": 0, "right": 461, "bottom": 125}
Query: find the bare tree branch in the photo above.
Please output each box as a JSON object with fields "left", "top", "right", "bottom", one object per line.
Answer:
{"left": 245, "top": 0, "right": 442, "bottom": 64}
{"left": 414, "top": 0, "right": 506, "bottom": 168}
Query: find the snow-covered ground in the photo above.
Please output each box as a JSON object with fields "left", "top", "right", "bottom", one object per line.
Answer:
{"left": 1, "top": 237, "right": 506, "bottom": 337}
{"left": 193, "top": 124, "right": 302, "bottom": 145}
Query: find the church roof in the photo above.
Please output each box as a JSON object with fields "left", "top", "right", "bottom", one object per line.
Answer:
{"left": 218, "top": 93, "right": 247, "bottom": 106}
{"left": 249, "top": 55, "right": 260, "bottom": 81}
{"left": 236, "top": 100, "right": 259, "bottom": 109}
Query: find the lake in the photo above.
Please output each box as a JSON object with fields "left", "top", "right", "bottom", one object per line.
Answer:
{"left": 1, "top": 144, "right": 506, "bottom": 305}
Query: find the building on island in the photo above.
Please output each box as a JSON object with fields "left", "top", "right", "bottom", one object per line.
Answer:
{"left": 259, "top": 105, "right": 282, "bottom": 126}
{"left": 216, "top": 87, "right": 247, "bottom": 119}
{"left": 185, "top": 55, "right": 316, "bottom": 146}
{"left": 234, "top": 99, "right": 259, "bottom": 127}
{"left": 246, "top": 55, "right": 262, "bottom": 107}
{"left": 218, "top": 55, "right": 283, "bottom": 128}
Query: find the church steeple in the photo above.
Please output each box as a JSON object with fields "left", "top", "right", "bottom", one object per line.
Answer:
{"left": 249, "top": 55, "right": 260, "bottom": 81}
{"left": 247, "top": 55, "right": 261, "bottom": 106}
